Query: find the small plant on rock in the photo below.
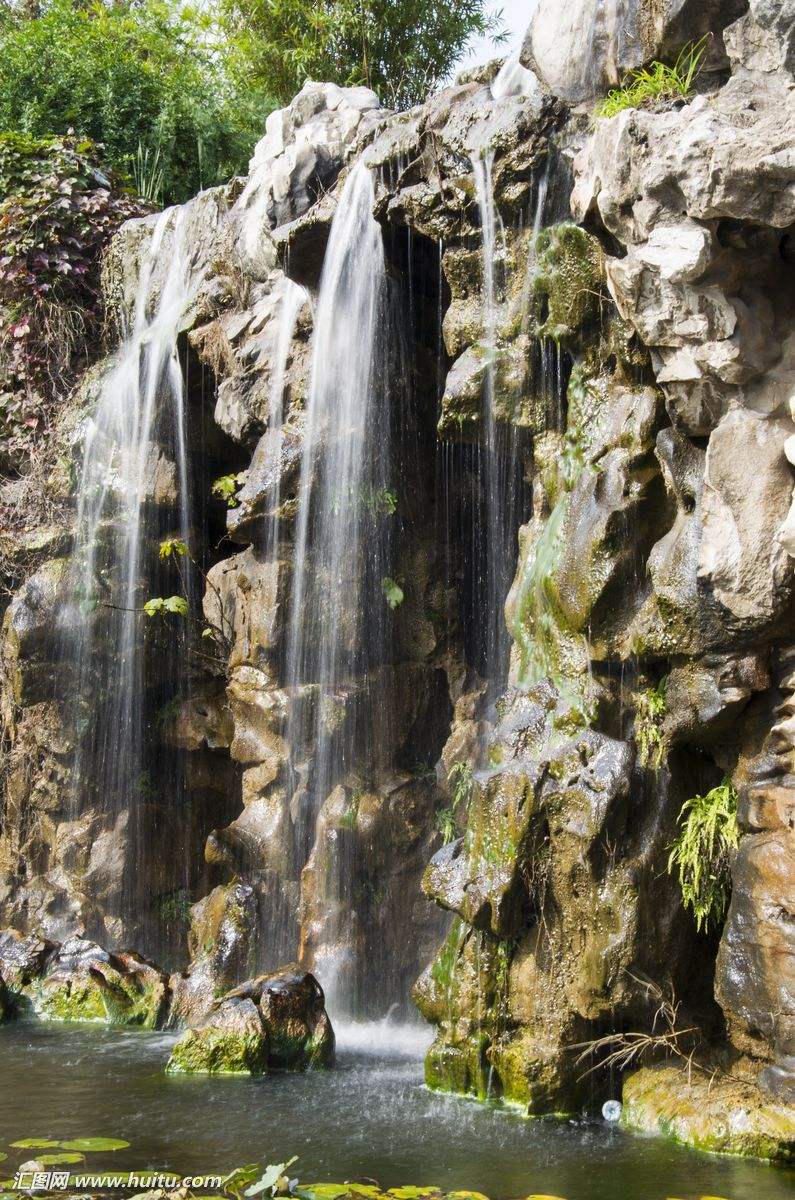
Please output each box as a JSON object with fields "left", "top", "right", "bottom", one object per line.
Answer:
{"left": 436, "top": 761, "right": 475, "bottom": 844}
{"left": 212, "top": 472, "right": 246, "bottom": 507}
{"left": 381, "top": 576, "right": 404, "bottom": 609}
{"left": 635, "top": 680, "right": 667, "bottom": 770}
{"left": 595, "top": 37, "right": 709, "bottom": 119}
{"left": 668, "top": 779, "right": 739, "bottom": 932}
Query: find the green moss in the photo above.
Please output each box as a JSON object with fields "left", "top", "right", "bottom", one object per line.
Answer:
{"left": 166, "top": 1027, "right": 269, "bottom": 1075}
{"left": 622, "top": 1066, "right": 794, "bottom": 1162}
{"left": 530, "top": 224, "right": 605, "bottom": 348}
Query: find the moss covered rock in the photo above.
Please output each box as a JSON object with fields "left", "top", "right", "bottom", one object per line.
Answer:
{"left": 0, "top": 929, "right": 169, "bottom": 1027}
{"left": 167, "top": 965, "right": 335, "bottom": 1076}
{"left": 25, "top": 939, "right": 169, "bottom": 1028}
{"left": 167, "top": 996, "right": 270, "bottom": 1075}
{"left": 622, "top": 1064, "right": 795, "bottom": 1162}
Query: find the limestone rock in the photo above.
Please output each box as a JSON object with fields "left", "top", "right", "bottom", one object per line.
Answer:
{"left": 167, "top": 994, "right": 270, "bottom": 1075}
{"left": 521, "top": 0, "right": 746, "bottom": 103}
{"left": 622, "top": 1064, "right": 795, "bottom": 1161}
{"left": 169, "top": 884, "right": 258, "bottom": 1027}
{"left": 0, "top": 930, "right": 169, "bottom": 1027}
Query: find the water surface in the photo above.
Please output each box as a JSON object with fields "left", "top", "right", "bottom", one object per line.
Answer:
{"left": 0, "top": 1021, "right": 792, "bottom": 1200}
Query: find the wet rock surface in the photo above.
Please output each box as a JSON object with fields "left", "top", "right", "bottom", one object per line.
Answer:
{"left": 0, "top": 929, "right": 169, "bottom": 1027}
{"left": 167, "top": 966, "right": 334, "bottom": 1074}
{"left": 622, "top": 1064, "right": 795, "bottom": 1161}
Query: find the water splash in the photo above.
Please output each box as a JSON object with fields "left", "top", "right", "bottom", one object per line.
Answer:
{"left": 491, "top": 53, "right": 537, "bottom": 101}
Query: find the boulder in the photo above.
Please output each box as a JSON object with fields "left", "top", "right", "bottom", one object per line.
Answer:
{"left": 167, "top": 967, "right": 334, "bottom": 1075}
{"left": 622, "top": 1064, "right": 795, "bottom": 1161}
{"left": 0, "top": 930, "right": 169, "bottom": 1027}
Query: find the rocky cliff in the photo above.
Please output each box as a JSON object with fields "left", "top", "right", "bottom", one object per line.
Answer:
{"left": 1, "top": 0, "right": 794, "bottom": 1158}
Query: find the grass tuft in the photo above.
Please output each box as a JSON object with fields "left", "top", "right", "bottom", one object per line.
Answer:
{"left": 595, "top": 38, "right": 709, "bottom": 120}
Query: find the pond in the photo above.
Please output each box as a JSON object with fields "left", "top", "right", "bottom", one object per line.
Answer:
{"left": 0, "top": 1020, "right": 792, "bottom": 1200}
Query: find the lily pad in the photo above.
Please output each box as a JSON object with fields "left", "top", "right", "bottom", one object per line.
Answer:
{"left": 58, "top": 1138, "right": 130, "bottom": 1153}
{"left": 448, "top": 1193, "right": 490, "bottom": 1200}
{"left": 346, "top": 1188, "right": 384, "bottom": 1199}
{"left": 297, "top": 1187, "right": 350, "bottom": 1200}
{"left": 0, "top": 1156, "right": 5, "bottom": 1164}
{"left": 387, "top": 1190, "right": 442, "bottom": 1199}
{"left": 34, "top": 1154, "right": 85, "bottom": 1167}
{"left": 9, "top": 1141, "right": 59, "bottom": 1151}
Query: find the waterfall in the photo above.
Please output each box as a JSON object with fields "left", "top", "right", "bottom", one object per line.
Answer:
{"left": 285, "top": 161, "right": 391, "bottom": 1014}
{"left": 57, "top": 206, "right": 200, "bottom": 956}
{"left": 470, "top": 151, "right": 517, "bottom": 693}
{"left": 263, "top": 279, "right": 309, "bottom": 560}
{"left": 491, "top": 53, "right": 536, "bottom": 101}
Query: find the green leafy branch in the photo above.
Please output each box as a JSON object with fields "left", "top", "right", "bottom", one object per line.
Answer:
{"left": 668, "top": 779, "right": 739, "bottom": 932}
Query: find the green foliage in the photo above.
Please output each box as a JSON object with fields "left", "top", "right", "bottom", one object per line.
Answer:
{"left": 58, "top": 1138, "right": 129, "bottom": 1152}
{"left": 636, "top": 681, "right": 667, "bottom": 770}
{"left": 437, "top": 762, "right": 474, "bottom": 844}
{"left": 212, "top": 472, "right": 246, "bottom": 508}
{"left": 158, "top": 888, "right": 192, "bottom": 926}
{"left": 436, "top": 806, "right": 457, "bottom": 844}
{"left": 668, "top": 779, "right": 739, "bottom": 932}
{"left": 448, "top": 760, "right": 474, "bottom": 810}
{"left": 595, "top": 38, "right": 708, "bottom": 119}
{"left": 132, "top": 140, "right": 165, "bottom": 206}
{"left": 338, "top": 791, "right": 362, "bottom": 831}
{"left": 0, "top": 131, "right": 144, "bottom": 464}
{"left": 361, "top": 485, "right": 398, "bottom": 517}
{"left": 223, "top": 1165, "right": 265, "bottom": 1200}
{"left": 244, "top": 1157, "right": 298, "bottom": 1197}
{"left": 381, "top": 576, "right": 404, "bottom": 610}
{"left": 219, "top": 0, "right": 504, "bottom": 108}
{"left": 143, "top": 595, "right": 189, "bottom": 617}
{"left": 0, "top": 0, "right": 270, "bottom": 203}
{"left": 158, "top": 537, "right": 189, "bottom": 559}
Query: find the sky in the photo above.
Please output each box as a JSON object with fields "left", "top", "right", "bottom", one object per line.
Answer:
{"left": 455, "top": 0, "right": 538, "bottom": 73}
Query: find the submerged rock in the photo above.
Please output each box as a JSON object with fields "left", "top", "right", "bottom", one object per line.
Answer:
{"left": 167, "top": 966, "right": 334, "bottom": 1075}
{"left": 622, "top": 1064, "right": 795, "bottom": 1161}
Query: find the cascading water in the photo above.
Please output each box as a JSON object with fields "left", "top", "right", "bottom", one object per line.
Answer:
{"left": 285, "top": 161, "right": 392, "bottom": 1015}
{"left": 56, "top": 206, "right": 201, "bottom": 957}
{"left": 470, "top": 150, "right": 523, "bottom": 693}
{"left": 262, "top": 278, "right": 309, "bottom": 560}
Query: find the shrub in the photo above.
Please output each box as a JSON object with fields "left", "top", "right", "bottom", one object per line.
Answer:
{"left": 0, "top": 0, "right": 270, "bottom": 204}
{"left": 595, "top": 38, "right": 708, "bottom": 120}
{"left": 0, "top": 132, "right": 145, "bottom": 467}
{"left": 668, "top": 779, "right": 739, "bottom": 932}
{"left": 220, "top": 0, "right": 504, "bottom": 109}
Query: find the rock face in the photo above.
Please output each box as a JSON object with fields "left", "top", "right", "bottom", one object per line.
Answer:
{"left": 167, "top": 967, "right": 334, "bottom": 1074}
{"left": 522, "top": 0, "right": 747, "bottom": 102}
{"left": 1, "top": 0, "right": 794, "bottom": 1162}
{"left": 0, "top": 929, "right": 169, "bottom": 1027}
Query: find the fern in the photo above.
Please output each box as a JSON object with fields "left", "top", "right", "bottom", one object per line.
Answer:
{"left": 668, "top": 780, "right": 739, "bottom": 932}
